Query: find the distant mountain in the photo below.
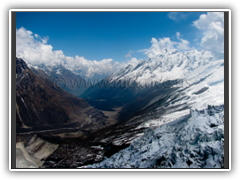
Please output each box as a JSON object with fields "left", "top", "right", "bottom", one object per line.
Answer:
{"left": 29, "top": 63, "right": 87, "bottom": 97}
{"left": 42, "top": 47, "right": 225, "bottom": 167}
{"left": 16, "top": 57, "right": 110, "bottom": 134}
{"left": 81, "top": 49, "right": 224, "bottom": 123}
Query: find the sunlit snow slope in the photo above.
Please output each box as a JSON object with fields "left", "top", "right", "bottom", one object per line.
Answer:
{"left": 79, "top": 48, "right": 225, "bottom": 168}
{"left": 109, "top": 48, "right": 224, "bottom": 127}
{"left": 87, "top": 105, "right": 224, "bottom": 168}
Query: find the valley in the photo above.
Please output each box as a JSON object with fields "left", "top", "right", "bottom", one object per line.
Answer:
{"left": 16, "top": 103, "right": 143, "bottom": 168}
{"left": 15, "top": 57, "right": 125, "bottom": 168}
{"left": 15, "top": 48, "right": 225, "bottom": 169}
{"left": 12, "top": 11, "right": 229, "bottom": 170}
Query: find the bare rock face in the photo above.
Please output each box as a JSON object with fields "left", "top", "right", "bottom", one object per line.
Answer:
{"left": 15, "top": 57, "right": 125, "bottom": 168}
{"left": 16, "top": 57, "right": 109, "bottom": 135}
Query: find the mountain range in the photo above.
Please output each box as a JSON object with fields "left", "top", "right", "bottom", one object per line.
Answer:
{"left": 15, "top": 47, "right": 225, "bottom": 168}
{"left": 81, "top": 49, "right": 223, "bottom": 124}
{"left": 29, "top": 63, "right": 87, "bottom": 97}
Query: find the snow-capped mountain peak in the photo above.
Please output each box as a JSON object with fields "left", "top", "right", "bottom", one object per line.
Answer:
{"left": 108, "top": 49, "right": 215, "bottom": 85}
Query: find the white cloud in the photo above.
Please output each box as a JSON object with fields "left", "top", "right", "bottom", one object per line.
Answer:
{"left": 168, "top": 12, "right": 189, "bottom": 22}
{"left": 141, "top": 13, "right": 224, "bottom": 60}
{"left": 140, "top": 33, "right": 191, "bottom": 58}
{"left": 125, "top": 50, "right": 133, "bottom": 58}
{"left": 193, "top": 12, "right": 224, "bottom": 59}
{"left": 16, "top": 27, "right": 55, "bottom": 65}
{"left": 127, "top": 57, "right": 139, "bottom": 66}
{"left": 16, "top": 27, "right": 141, "bottom": 79}
{"left": 176, "top": 32, "right": 190, "bottom": 50}
{"left": 34, "top": 34, "right": 39, "bottom": 38}
{"left": 140, "top": 37, "right": 177, "bottom": 58}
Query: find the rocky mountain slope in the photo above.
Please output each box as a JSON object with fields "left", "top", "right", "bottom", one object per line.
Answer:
{"left": 16, "top": 57, "right": 113, "bottom": 135}
{"left": 29, "top": 63, "right": 87, "bottom": 97}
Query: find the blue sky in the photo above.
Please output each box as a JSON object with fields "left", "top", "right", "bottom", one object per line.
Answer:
{"left": 16, "top": 12, "right": 206, "bottom": 62}
{"left": 16, "top": 11, "right": 224, "bottom": 79}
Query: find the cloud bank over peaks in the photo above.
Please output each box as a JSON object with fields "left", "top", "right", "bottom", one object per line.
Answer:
{"left": 141, "top": 12, "right": 224, "bottom": 60}
{"left": 140, "top": 32, "right": 190, "bottom": 58}
{"left": 16, "top": 27, "right": 141, "bottom": 79}
{"left": 176, "top": 32, "right": 190, "bottom": 50}
{"left": 193, "top": 12, "right": 224, "bottom": 60}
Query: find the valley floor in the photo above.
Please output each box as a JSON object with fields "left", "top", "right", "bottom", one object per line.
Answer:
{"left": 15, "top": 107, "right": 123, "bottom": 168}
{"left": 16, "top": 105, "right": 225, "bottom": 169}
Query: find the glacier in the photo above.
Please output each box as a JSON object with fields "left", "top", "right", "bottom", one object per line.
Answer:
{"left": 86, "top": 105, "right": 224, "bottom": 168}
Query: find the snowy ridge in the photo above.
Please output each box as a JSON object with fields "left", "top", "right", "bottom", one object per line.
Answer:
{"left": 86, "top": 105, "right": 224, "bottom": 168}
{"left": 107, "top": 49, "right": 224, "bottom": 129}
{"left": 108, "top": 49, "right": 223, "bottom": 114}
{"left": 108, "top": 49, "right": 215, "bottom": 85}
{"left": 146, "top": 57, "right": 223, "bottom": 127}
{"left": 81, "top": 49, "right": 224, "bottom": 150}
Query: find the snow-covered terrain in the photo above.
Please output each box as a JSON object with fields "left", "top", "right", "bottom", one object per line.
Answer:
{"left": 79, "top": 49, "right": 225, "bottom": 169}
{"left": 108, "top": 49, "right": 215, "bottom": 84}
{"left": 80, "top": 48, "right": 224, "bottom": 149}
{"left": 86, "top": 105, "right": 224, "bottom": 168}
{"left": 18, "top": 48, "right": 225, "bottom": 169}
{"left": 107, "top": 49, "right": 224, "bottom": 127}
